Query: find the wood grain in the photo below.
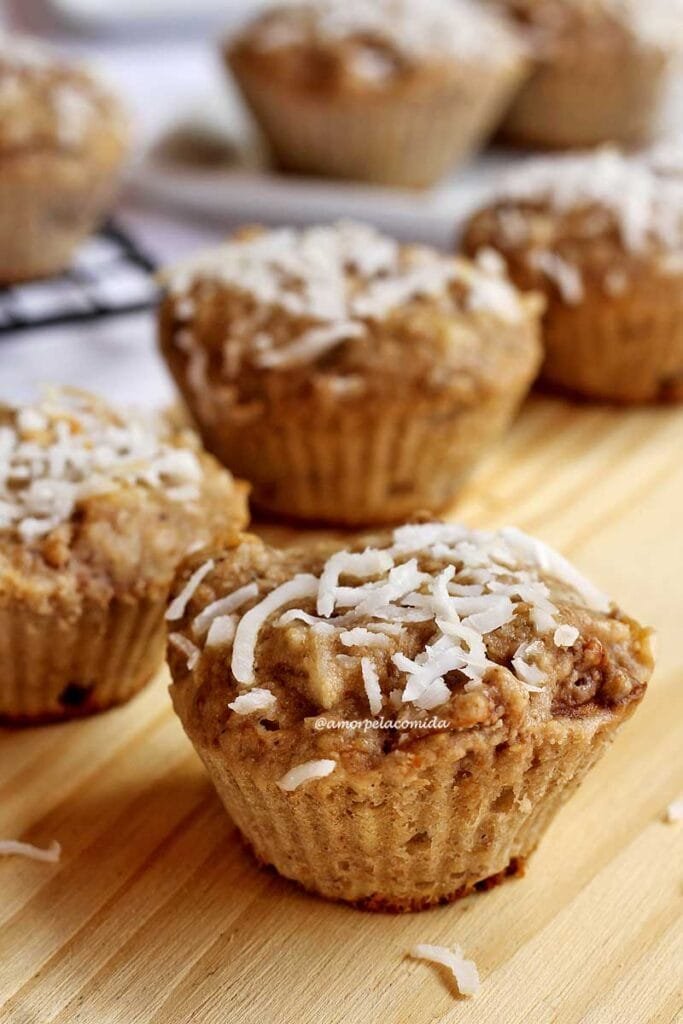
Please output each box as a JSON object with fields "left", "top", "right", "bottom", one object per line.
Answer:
{"left": 1, "top": 395, "right": 682, "bottom": 1024}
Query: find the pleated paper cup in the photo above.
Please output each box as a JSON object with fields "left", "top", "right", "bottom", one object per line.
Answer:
{"left": 500, "top": 41, "right": 671, "bottom": 149}
{"left": 193, "top": 384, "right": 533, "bottom": 526}
{"left": 228, "top": 50, "right": 526, "bottom": 188}
{"left": 172, "top": 700, "right": 633, "bottom": 910}
{"left": 0, "top": 592, "right": 166, "bottom": 723}
{"left": 540, "top": 277, "right": 683, "bottom": 403}
{"left": 0, "top": 154, "right": 123, "bottom": 284}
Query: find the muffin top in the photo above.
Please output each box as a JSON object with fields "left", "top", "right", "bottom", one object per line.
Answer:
{"left": 160, "top": 221, "right": 542, "bottom": 405}
{"left": 0, "top": 34, "right": 127, "bottom": 161}
{"left": 492, "top": 0, "right": 682, "bottom": 56}
{"left": 463, "top": 148, "right": 683, "bottom": 303}
{"left": 0, "top": 388, "right": 248, "bottom": 599}
{"left": 168, "top": 523, "right": 653, "bottom": 779}
{"left": 228, "top": 0, "right": 524, "bottom": 92}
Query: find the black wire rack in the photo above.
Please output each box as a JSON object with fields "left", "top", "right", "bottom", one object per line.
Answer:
{"left": 0, "top": 221, "right": 158, "bottom": 335}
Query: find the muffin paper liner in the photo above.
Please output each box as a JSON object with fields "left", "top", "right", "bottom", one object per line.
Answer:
{"left": 500, "top": 43, "right": 671, "bottom": 149}
{"left": 0, "top": 593, "right": 166, "bottom": 723}
{"left": 0, "top": 160, "right": 121, "bottom": 283}
{"left": 176, "top": 707, "right": 630, "bottom": 910}
{"left": 540, "top": 282, "right": 683, "bottom": 403}
{"left": 229, "top": 54, "right": 526, "bottom": 188}
{"left": 195, "top": 387, "right": 533, "bottom": 525}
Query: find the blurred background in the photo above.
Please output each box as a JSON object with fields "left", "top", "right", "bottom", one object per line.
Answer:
{"left": 0, "top": 0, "right": 682, "bottom": 406}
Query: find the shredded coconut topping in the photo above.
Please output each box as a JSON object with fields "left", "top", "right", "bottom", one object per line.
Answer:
{"left": 201, "top": 524, "right": 609, "bottom": 714}
{"left": 228, "top": 688, "right": 277, "bottom": 716}
{"left": 410, "top": 943, "right": 480, "bottom": 997}
{"left": 241, "top": 0, "right": 521, "bottom": 64}
{"left": 0, "top": 389, "right": 202, "bottom": 541}
{"left": 169, "top": 632, "right": 201, "bottom": 671}
{"left": 277, "top": 759, "right": 337, "bottom": 792}
{"left": 165, "top": 221, "right": 527, "bottom": 373}
{"left": 492, "top": 148, "right": 683, "bottom": 256}
{"left": 166, "top": 559, "right": 215, "bottom": 622}
{"left": 0, "top": 839, "right": 61, "bottom": 863}
{"left": 0, "top": 34, "right": 117, "bottom": 150}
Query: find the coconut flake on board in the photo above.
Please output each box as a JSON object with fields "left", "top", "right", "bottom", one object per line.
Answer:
{"left": 410, "top": 943, "right": 480, "bottom": 997}
{"left": 665, "top": 798, "right": 683, "bottom": 823}
{"left": 0, "top": 839, "right": 61, "bottom": 863}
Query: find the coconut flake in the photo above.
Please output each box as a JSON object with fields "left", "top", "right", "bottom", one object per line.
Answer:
{"left": 232, "top": 574, "right": 320, "bottom": 685}
{"left": 318, "top": 548, "right": 395, "bottom": 617}
{"left": 255, "top": 321, "right": 364, "bottom": 369}
{"left": 554, "top": 624, "right": 580, "bottom": 648}
{"left": 166, "top": 559, "right": 215, "bottom": 622}
{"left": 0, "top": 839, "right": 61, "bottom": 863}
{"left": 169, "top": 632, "right": 201, "bottom": 670}
{"left": 192, "top": 582, "right": 259, "bottom": 638}
{"left": 206, "top": 615, "right": 238, "bottom": 648}
{"left": 277, "top": 759, "right": 337, "bottom": 792}
{"left": 410, "top": 943, "right": 480, "bottom": 997}
{"left": 228, "top": 688, "right": 277, "bottom": 716}
{"left": 340, "top": 627, "right": 392, "bottom": 649}
{"left": 361, "top": 657, "right": 383, "bottom": 715}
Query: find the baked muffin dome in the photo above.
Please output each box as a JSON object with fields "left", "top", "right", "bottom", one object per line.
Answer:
{"left": 167, "top": 522, "right": 653, "bottom": 910}
{"left": 462, "top": 147, "right": 683, "bottom": 402}
{"left": 0, "top": 34, "right": 128, "bottom": 282}
{"left": 0, "top": 388, "right": 248, "bottom": 722}
{"left": 159, "top": 221, "right": 543, "bottom": 525}
{"left": 226, "top": 0, "right": 527, "bottom": 187}
{"left": 491, "top": 0, "right": 682, "bottom": 149}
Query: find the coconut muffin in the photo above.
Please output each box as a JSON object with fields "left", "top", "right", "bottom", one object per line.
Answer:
{"left": 462, "top": 148, "right": 683, "bottom": 403}
{"left": 167, "top": 521, "right": 653, "bottom": 910}
{"left": 158, "top": 221, "right": 543, "bottom": 525}
{"left": 491, "top": 0, "right": 682, "bottom": 149}
{"left": 0, "top": 34, "right": 128, "bottom": 282}
{"left": 0, "top": 388, "right": 248, "bottom": 723}
{"left": 226, "top": 0, "right": 527, "bottom": 187}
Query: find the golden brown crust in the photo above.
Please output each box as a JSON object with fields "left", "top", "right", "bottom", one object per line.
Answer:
{"left": 0, "top": 38, "right": 128, "bottom": 280}
{"left": 463, "top": 196, "right": 683, "bottom": 402}
{"left": 491, "top": 0, "right": 677, "bottom": 148}
{"left": 158, "top": 226, "right": 542, "bottom": 521}
{"left": 0, "top": 38, "right": 128, "bottom": 161}
{"left": 0, "top": 391, "right": 248, "bottom": 721}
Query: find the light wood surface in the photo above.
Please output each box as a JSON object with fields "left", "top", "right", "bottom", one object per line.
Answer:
{"left": 1, "top": 395, "right": 682, "bottom": 1024}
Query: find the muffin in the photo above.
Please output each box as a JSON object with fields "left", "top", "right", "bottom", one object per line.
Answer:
{"left": 167, "top": 521, "right": 654, "bottom": 910}
{"left": 462, "top": 147, "right": 683, "bottom": 403}
{"left": 158, "top": 221, "right": 543, "bottom": 525}
{"left": 0, "top": 388, "right": 248, "bottom": 723}
{"left": 490, "top": 0, "right": 682, "bottom": 150}
{"left": 0, "top": 34, "right": 128, "bottom": 283}
{"left": 226, "top": 0, "right": 527, "bottom": 188}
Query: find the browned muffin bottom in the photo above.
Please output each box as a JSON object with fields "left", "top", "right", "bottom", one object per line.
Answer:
{"left": 490, "top": 0, "right": 680, "bottom": 149}
{"left": 226, "top": 0, "right": 527, "bottom": 187}
{"left": 462, "top": 147, "right": 683, "bottom": 403}
{"left": 159, "top": 221, "right": 543, "bottom": 525}
{"left": 0, "top": 388, "right": 248, "bottom": 723}
{"left": 167, "top": 522, "right": 653, "bottom": 910}
{"left": 0, "top": 34, "right": 128, "bottom": 282}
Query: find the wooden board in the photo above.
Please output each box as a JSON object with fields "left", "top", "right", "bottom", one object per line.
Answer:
{"left": 1, "top": 394, "right": 682, "bottom": 1024}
